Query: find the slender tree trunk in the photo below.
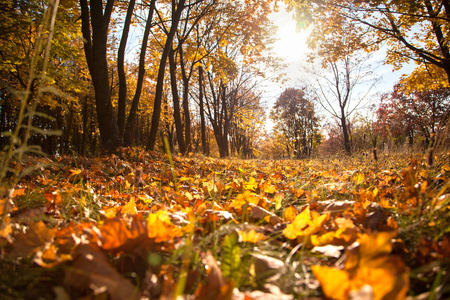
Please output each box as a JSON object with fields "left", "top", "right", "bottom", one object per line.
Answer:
{"left": 147, "top": 0, "right": 186, "bottom": 151}
{"left": 340, "top": 115, "right": 351, "bottom": 155}
{"left": 124, "top": 0, "right": 156, "bottom": 146}
{"left": 117, "top": 0, "right": 136, "bottom": 134}
{"left": 80, "top": 0, "right": 122, "bottom": 151}
{"left": 169, "top": 47, "right": 187, "bottom": 154}
{"left": 198, "top": 65, "right": 207, "bottom": 155}
{"left": 178, "top": 45, "right": 191, "bottom": 152}
{"left": 221, "top": 84, "right": 229, "bottom": 157}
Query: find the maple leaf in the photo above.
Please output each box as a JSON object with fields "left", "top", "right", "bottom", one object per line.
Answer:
{"left": 243, "top": 176, "right": 258, "bottom": 191}
{"left": 312, "top": 264, "right": 409, "bottom": 300}
{"left": 147, "top": 210, "right": 183, "bottom": 243}
{"left": 99, "top": 215, "right": 148, "bottom": 252}
{"left": 283, "top": 206, "right": 330, "bottom": 241}
{"left": 228, "top": 190, "right": 261, "bottom": 213}
{"left": 121, "top": 197, "right": 137, "bottom": 215}
{"left": 312, "top": 231, "right": 409, "bottom": 300}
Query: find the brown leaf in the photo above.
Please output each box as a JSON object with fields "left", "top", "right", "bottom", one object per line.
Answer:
{"left": 8, "top": 220, "right": 56, "bottom": 258}
{"left": 64, "top": 244, "right": 139, "bottom": 300}
{"left": 196, "top": 251, "right": 234, "bottom": 300}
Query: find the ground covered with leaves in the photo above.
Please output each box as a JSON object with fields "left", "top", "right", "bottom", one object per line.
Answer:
{"left": 1, "top": 148, "right": 449, "bottom": 299}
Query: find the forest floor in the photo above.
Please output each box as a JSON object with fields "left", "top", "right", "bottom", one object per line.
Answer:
{"left": 0, "top": 147, "right": 449, "bottom": 299}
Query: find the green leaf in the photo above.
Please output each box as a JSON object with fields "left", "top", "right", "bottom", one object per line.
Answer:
{"left": 221, "top": 232, "right": 242, "bottom": 283}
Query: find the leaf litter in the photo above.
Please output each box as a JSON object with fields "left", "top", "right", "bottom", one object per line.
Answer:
{"left": 1, "top": 148, "right": 449, "bottom": 299}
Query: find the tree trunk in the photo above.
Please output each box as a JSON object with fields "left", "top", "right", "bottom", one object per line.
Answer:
{"left": 123, "top": 0, "right": 156, "bottom": 146}
{"left": 169, "top": 47, "right": 187, "bottom": 154}
{"left": 178, "top": 45, "right": 191, "bottom": 153}
{"left": 198, "top": 65, "right": 207, "bottom": 155}
{"left": 117, "top": 0, "right": 135, "bottom": 134}
{"left": 340, "top": 116, "right": 351, "bottom": 155}
{"left": 80, "top": 0, "right": 122, "bottom": 151}
{"left": 220, "top": 84, "right": 229, "bottom": 157}
{"left": 147, "top": 0, "right": 186, "bottom": 151}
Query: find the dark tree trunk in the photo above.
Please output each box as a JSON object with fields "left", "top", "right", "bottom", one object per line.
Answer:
{"left": 340, "top": 114, "right": 351, "bottom": 155}
{"left": 169, "top": 47, "right": 187, "bottom": 154}
{"left": 147, "top": 0, "right": 186, "bottom": 151}
{"left": 221, "top": 84, "right": 229, "bottom": 157}
{"left": 117, "top": 0, "right": 135, "bottom": 134}
{"left": 80, "top": 0, "right": 122, "bottom": 151}
{"left": 198, "top": 65, "right": 207, "bottom": 155}
{"left": 123, "top": 0, "right": 156, "bottom": 146}
{"left": 178, "top": 45, "right": 191, "bottom": 153}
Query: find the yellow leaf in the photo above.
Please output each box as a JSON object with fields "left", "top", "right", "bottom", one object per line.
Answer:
{"left": 243, "top": 177, "right": 258, "bottom": 191}
{"left": 147, "top": 211, "right": 183, "bottom": 243}
{"left": 313, "top": 264, "right": 409, "bottom": 300}
{"left": 228, "top": 191, "right": 260, "bottom": 213}
{"left": 121, "top": 197, "right": 137, "bottom": 215}
{"left": 283, "top": 206, "right": 297, "bottom": 222}
{"left": 238, "top": 229, "right": 266, "bottom": 243}
{"left": 283, "top": 206, "right": 329, "bottom": 240}
{"left": 312, "top": 265, "right": 350, "bottom": 300}
{"left": 354, "top": 173, "right": 365, "bottom": 185}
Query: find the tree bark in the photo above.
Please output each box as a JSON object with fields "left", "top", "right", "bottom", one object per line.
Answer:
{"left": 147, "top": 0, "right": 186, "bottom": 151}
{"left": 220, "top": 83, "right": 229, "bottom": 157}
{"left": 198, "top": 65, "right": 207, "bottom": 155}
{"left": 178, "top": 44, "right": 192, "bottom": 153}
{"left": 117, "top": 0, "right": 135, "bottom": 134}
{"left": 169, "top": 47, "right": 187, "bottom": 154}
{"left": 124, "top": 0, "right": 156, "bottom": 146}
{"left": 340, "top": 114, "right": 351, "bottom": 155}
{"left": 80, "top": 0, "right": 122, "bottom": 151}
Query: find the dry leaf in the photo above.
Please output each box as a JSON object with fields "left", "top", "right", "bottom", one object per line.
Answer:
{"left": 8, "top": 221, "right": 56, "bottom": 258}
{"left": 64, "top": 244, "right": 139, "bottom": 300}
{"left": 196, "top": 251, "right": 234, "bottom": 300}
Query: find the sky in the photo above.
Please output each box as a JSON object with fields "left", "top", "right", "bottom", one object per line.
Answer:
{"left": 263, "top": 4, "right": 416, "bottom": 133}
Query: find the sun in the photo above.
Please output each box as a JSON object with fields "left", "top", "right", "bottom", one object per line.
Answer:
{"left": 263, "top": 5, "right": 312, "bottom": 133}
{"left": 269, "top": 4, "right": 311, "bottom": 64}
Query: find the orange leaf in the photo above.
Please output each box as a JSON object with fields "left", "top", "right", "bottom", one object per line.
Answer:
{"left": 283, "top": 206, "right": 297, "bottom": 222}
{"left": 312, "top": 265, "right": 350, "bottom": 300}
{"left": 121, "top": 197, "right": 137, "bottom": 215}
{"left": 100, "top": 215, "right": 147, "bottom": 252}
{"left": 313, "top": 264, "right": 409, "bottom": 300}
{"left": 8, "top": 221, "right": 56, "bottom": 258}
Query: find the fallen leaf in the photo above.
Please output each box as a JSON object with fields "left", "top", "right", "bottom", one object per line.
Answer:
{"left": 8, "top": 221, "right": 56, "bottom": 258}
{"left": 238, "top": 229, "right": 267, "bottom": 243}
{"left": 196, "top": 251, "right": 234, "bottom": 300}
{"left": 283, "top": 206, "right": 297, "bottom": 222}
{"left": 64, "top": 244, "right": 139, "bottom": 300}
{"left": 147, "top": 210, "right": 183, "bottom": 243}
{"left": 283, "top": 206, "right": 330, "bottom": 241}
